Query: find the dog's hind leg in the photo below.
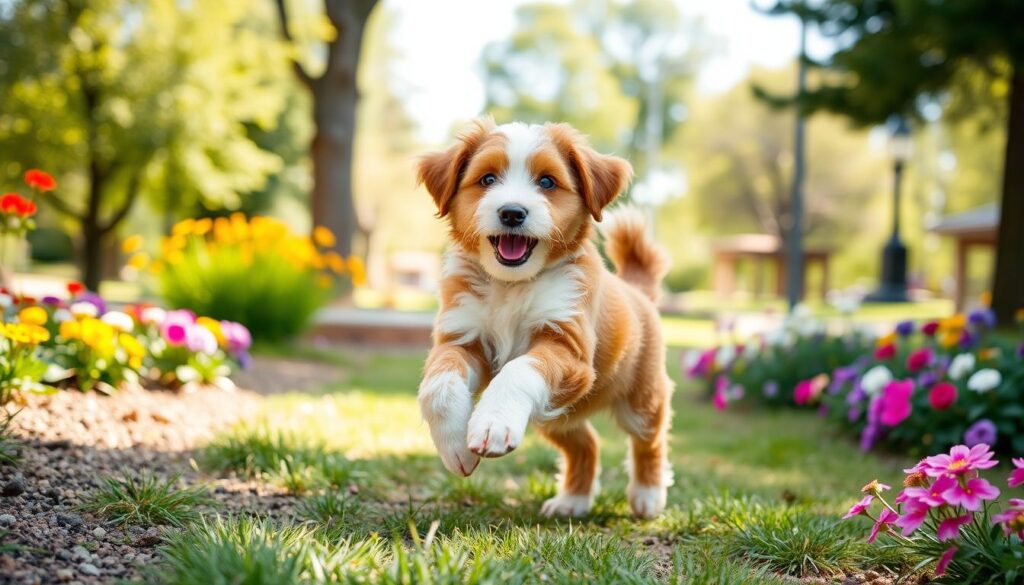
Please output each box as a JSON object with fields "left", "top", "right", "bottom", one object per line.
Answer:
{"left": 537, "top": 421, "right": 600, "bottom": 517}
{"left": 615, "top": 372, "right": 673, "bottom": 518}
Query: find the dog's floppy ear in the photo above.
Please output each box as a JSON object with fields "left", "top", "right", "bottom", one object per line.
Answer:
{"left": 417, "top": 117, "right": 494, "bottom": 217}
{"left": 548, "top": 123, "right": 633, "bottom": 221}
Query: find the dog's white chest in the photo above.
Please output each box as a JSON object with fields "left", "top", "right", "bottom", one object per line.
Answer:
{"left": 438, "top": 254, "right": 582, "bottom": 369}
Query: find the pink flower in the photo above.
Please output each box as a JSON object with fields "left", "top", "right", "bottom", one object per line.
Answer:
{"left": 843, "top": 495, "right": 874, "bottom": 519}
{"left": 935, "top": 545, "right": 958, "bottom": 577}
{"left": 186, "top": 324, "right": 218, "bottom": 355}
{"left": 895, "top": 498, "right": 930, "bottom": 535}
{"left": 928, "top": 382, "right": 957, "bottom": 410}
{"left": 936, "top": 514, "right": 972, "bottom": 541}
{"left": 992, "top": 498, "right": 1024, "bottom": 539}
{"left": 874, "top": 343, "right": 896, "bottom": 360}
{"left": 922, "top": 444, "right": 999, "bottom": 477}
{"left": 1009, "top": 458, "right": 1024, "bottom": 488}
{"left": 921, "top": 321, "right": 940, "bottom": 336}
{"left": 713, "top": 376, "right": 728, "bottom": 411}
{"left": 220, "top": 320, "right": 252, "bottom": 353}
{"left": 868, "top": 508, "right": 898, "bottom": 543}
{"left": 794, "top": 374, "right": 828, "bottom": 405}
{"left": 942, "top": 477, "right": 1000, "bottom": 511}
{"left": 906, "top": 347, "right": 934, "bottom": 372}
{"left": 901, "top": 474, "right": 956, "bottom": 508}
{"left": 878, "top": 380, "right": 914, "bottom": 426}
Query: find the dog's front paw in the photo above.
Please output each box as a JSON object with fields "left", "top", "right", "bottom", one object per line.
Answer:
{"left": 466, "top": 411, "right": 526, "bottom": 458}
{"left": 540, "top": 493, "right": 593, "bottom": 517}
{"left": 419, "top": 372, "right": 479, "bottom": 476}
{"left": 626, "top": 482, "right": 667, "bottom": 518}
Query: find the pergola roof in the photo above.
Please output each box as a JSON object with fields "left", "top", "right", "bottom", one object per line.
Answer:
{"left": 711, "top": 234, "right": 832, "bottom": 255}
{"left": 929, "top": 203, "right": 999, "bottom": 237}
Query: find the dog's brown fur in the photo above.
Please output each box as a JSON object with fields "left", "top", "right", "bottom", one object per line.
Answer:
{"left": 416, "top": 118, "right": 673, "bottom": 517}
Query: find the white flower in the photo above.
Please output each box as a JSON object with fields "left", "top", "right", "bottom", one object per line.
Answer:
{"left": 681, "top": 349, "right": 702, "bottom": 372}
{"left": 52, "top": 309, "right": 73, "bottom": 323}
{"left": 966, "top": 369, "right": 1002, "bottom": 393}
{"left": 833, "top": 296, "right": 860, "bottom": 315}
{"left": 140, "top": 306, "right": 166, "bottom": 326}
{"left": 716, "top": 345, "right": 737, "bottom": 367}
{"left": 861, "top": 365, "right": 893, "bottom": 396}
{"left": 100, "top": 310, "right": 134, "bottom": 332}
{"left": 69, "top": 302, "right": 98, "bottom": 318}
{"left": 743, "top": 342, "right": 760, "bottom": 360}
{"left": 0, "top": 293, "right": 12, "bottom": 309}
{"left": 948, "top": 353, "right": 976, "bottom": 381}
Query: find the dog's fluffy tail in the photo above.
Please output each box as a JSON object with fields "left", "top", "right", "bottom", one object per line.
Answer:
{"left": 599, "top": 206, "right": 670, "bottom": 303}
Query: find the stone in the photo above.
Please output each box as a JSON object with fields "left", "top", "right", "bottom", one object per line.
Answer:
{"left": 91, "top": 527, "right": 106, "bottom": 539}
{"left": 77, "top": 562, "right": 100, "bottom": 576}
{"left": 56, "top": 513, "right": 84, "bottom": 527}
{"left": 2, "top": 477, "right": 26, "bottom": 497}
{"left": 56, "top": 569, "right": 74, "bottom": 582}
{"left": 0, "top": 514, "right": 14, "bottom": 526}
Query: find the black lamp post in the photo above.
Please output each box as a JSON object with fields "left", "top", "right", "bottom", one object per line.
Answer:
{"left": 867, "top": 115, "right": 912, "bottom": 303}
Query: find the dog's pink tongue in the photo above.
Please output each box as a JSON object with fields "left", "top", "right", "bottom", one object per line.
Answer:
{"left": 497, "top": 235, "right": 529, "bottom": 261}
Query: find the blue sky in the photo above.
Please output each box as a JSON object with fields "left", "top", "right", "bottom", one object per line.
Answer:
{"left": 387, "top": 0, "right": 834, "bottom": 143}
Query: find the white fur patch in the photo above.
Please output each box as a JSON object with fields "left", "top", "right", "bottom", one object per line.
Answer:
{"left": 418, "top": 372, "right": 479, "bottom": 476}
{"left": 541, "top": 493, "right": 593, "bottom": 517}
{"left": 439, "top": 251, "right": 583, "bottom": 370}
{"left": 466, "top": 356, "right": 557, "bottom": 458}
{"left": 626, "top": 483, "right": 667, "bottom": 519}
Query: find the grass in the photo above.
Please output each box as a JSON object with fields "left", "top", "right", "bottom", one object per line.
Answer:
{"left": 153, "top": 348, "right": 925, "bottom": 583}
{"left": 0, "top": 408, "right": 20, "bottom": 466}
{"left": 82, "top": 472, "right": 210, "bottom": 527}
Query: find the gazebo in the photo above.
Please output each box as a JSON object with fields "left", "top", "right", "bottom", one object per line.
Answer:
{"left": 711, "top": 234, "right": 833, "bottom": 300}
{"left": 928, "top": 203, "right": 999, "bottom": 310}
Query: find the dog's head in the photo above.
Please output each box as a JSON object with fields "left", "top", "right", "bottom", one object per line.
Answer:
{"left": 417, "top": 118, "right": 632, "bottom": 282}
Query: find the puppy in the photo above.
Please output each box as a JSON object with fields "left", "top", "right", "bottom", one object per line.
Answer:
{"left": 415, "top": 118, "right": 673, "bottom": 518}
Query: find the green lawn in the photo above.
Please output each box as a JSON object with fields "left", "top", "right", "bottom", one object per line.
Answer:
{"left": 126, "top": 349, "right": 925, "bottom": 584}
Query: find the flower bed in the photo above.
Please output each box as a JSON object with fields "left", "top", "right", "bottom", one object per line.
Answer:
{"left": 0, "top": 283, "right": 251, "bottom": 404}
{"left": 846, "top": 443, "right": 1023, "bottom": 582}
{"left": 688, "top": 307, "right": 1024, "bottom": 456}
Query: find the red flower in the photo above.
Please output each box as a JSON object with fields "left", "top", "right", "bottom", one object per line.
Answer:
{"left": 874, "top": 343, "right": 896, "bottom": 360}
{"left": 928, "top": 382, "right": 957, "bottom": 410}
{"left": 24, "top": 169, "right": 56, "bottom": 191}
{"left": 66, "top": 281, "right": 85, "bottom": 296}
{"left": 1, "top": 193, "right": 23, "bottom": 214}
{"left": 906, "top": 347, "right": 934, "bottom": 372}
{"left": 921, "top": 321, "right": 939, "bottom": 336}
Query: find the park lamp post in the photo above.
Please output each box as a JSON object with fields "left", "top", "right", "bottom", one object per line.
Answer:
{"left": 867, "top": 115, "right": 912, "bottom": 303}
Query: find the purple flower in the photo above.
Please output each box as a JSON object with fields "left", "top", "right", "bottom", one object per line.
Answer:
{"left": 830, "top": 366, "right": 858, "bottom": 394}
{"left": 220, "top": 320, "right": 252, "bottom": 353}
{"left": 968, "top": 308, "right": 996, "bottom": 329}
{"left": 76, "top": 292, "right": 106, "bottom": 314}
{"left": 964, "top": 419, "right": 998, "bottom": 447}
{"left": 847, "top": 406, "right": 861, "bottom": 423}
{"left": 846, "top": 385, "right": 866, "bottom": 406}
{"left": 958, "top": 329, "right": 976, "bottom": 349}
{"left": 1017, "top": 343, "right": 1024, "bottom": 359}
{"left": 917, "top": 371, "right": 939, "bottom": 389}
{"left": 895, "top": 320, "right": 915, "bottom": 336}
{"left": 762, "top": 380, "right": 779, "bottom": 398}
{"left": 41, "top": 295, "right": 61, "bottom": 305}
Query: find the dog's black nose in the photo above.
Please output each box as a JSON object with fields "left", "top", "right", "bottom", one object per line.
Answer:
{"left": 498, "top": 205, "right": 528, "bottom": 227}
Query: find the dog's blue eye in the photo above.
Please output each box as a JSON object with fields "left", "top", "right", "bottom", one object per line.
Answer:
{"left": 538, "top": 176, "right": 555, "bottom": 190}
{"left": 480, "top": 174, "right": 497, "bottom": 187}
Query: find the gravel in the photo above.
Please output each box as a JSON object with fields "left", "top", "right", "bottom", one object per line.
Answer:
{"left": 0, "top": 383, "right": 264, "bottom": 584}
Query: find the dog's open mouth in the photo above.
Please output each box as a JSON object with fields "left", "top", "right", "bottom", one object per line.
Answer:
{"left": 488, "top": 234, "right": 538, "bottom": 267}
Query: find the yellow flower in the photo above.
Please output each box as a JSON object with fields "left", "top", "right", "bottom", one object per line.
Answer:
{"left": 1016, "top": 308, "right": 1024, "bottom": 324}
{"left": 79, "top": 318, "right": 115, "bottom": 353}
{"left": 312, "top": 226, "right": 336, "bottom": 248}
{"left": 875, "top": 332, "right": 896, "bottom": 348}
{"left": 60, "top": 320, "right": 81, "bottom": 340}
{"left": 196, "top": 317, "right": 225, "bottom": 346}
{"left": 1, "top": 322, "right": 49, "bottom": 345}
{"left": 122, "top": 235, "right": 144, "bottom": 254}
{"left": 172, "top": 218, "right": 196, "bottom": 237}
{"left": 127, "top": 252, "right": 150, "bottom": 270}
{"left": 316, "top": 274, "right": 333, "bottom": 289}
{"left": 347, "top": 256, "right": 367, "bottom": 287}
{"left": 193, "top": 217, "right": 213, "bottom": 236}
{"left": 979, "top": 291, "right": 992, "bottom": 308}
{"left": 939, "top": 330, "right": 960, "bottom": 349}
{"left": 118, "top": 333, "right": 145, "bottom": 368}
{"left": 324, "top": 252, "right": 346, "bottom": 274}
{"left": 18, "top": 306, "right": 48, "bottom": 326}
{"left": 941, "top": 314, "right": 966, "bottom": 331}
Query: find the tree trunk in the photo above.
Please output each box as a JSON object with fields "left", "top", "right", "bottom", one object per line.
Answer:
{"left": 991, "top": 67, "right": 1024, "bottom": 325}
{"left": 311, "top": 78, "right": 359, "bottom": 257}
{"left": 81, "top": 157, "right": 106, "bottom": 292}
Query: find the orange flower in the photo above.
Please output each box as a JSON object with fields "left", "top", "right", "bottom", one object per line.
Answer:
{"left": 0, "top": 192, "right": 33, "bottom": 216}
{"left": 312, "top": 226, "right": 336, "bottom": 248}
{"left": 24, "top": 169, "right": 56, "bottom": 191}
{"left": 67, "top": 281, "right": 85, "bottom": 296}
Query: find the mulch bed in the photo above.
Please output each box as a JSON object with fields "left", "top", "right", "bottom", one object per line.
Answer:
{"left": 0, "top": 356, "right": 345, "bottom": 585}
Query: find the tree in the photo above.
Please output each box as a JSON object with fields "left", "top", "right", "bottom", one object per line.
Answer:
{"left": 759, "top": 0, "right": 1024, "bottom": 323}
{"left": 0, "top": 0, "right": 287, "bottom": 289}
{"left": 273, "top": 0, "right": 379, "bottom": 258}
{"left": 482, "top": 0, "right": 701, "bottom": 169}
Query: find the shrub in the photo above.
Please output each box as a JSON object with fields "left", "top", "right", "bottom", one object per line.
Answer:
{"left": 845, "top": 444, "right": 1023, "bottom": 583}
{"left": 689, "top": 307, "right": 1024, "bottom": 456}
{"left": 140, "top": 215, "right": 364, "bottom": 342}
